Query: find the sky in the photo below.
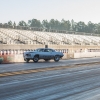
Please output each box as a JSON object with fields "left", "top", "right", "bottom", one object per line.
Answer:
{"left": 0, "top": 0, "right": 100, "bottom": 24}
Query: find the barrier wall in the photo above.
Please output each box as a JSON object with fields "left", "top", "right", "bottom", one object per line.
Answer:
{"left": 74, "top": 52, "right": 100, "bottom": 58}
{"left": 0, "top": 55, "right": 14, "bottom": 64}
{"left": 0, "top": 52, "right": 100, "bottom": 63}
{"left": 0, "top": 53, "right": 69, "bottom": 63}
{"left": 13, "top": 55, "right": 24, "bottom": 62}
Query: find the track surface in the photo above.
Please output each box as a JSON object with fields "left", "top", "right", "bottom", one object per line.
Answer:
{"left": 0, "top": 57, "right": 100, "bottom": 100}
{"left": 0, "top": 57, "right": 100, "bottom": 73}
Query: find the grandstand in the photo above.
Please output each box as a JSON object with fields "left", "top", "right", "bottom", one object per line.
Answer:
{"left": 0, "top": 25, "right": 100, "bottom": 58}
{"left": 0, "top": 27, "right": 100, "bottom": 45}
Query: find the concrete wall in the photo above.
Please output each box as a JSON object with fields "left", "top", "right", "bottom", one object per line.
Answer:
{"left": 1, "top": 44, "right": 100, "bottom": 50}
{"left": 74, "top": 52, "right": 100, "bottom": 58}
{"left": 1, "top": 44, "right": 100, "bottom": 63}
{"left": 0, "top": 52, "right": 100, "bottom": 63}
{"left": 13, "top": 55, "right": 24, "bottom": 62}
{"left": 14, "top": 52, "right": 100, "bottom": 62}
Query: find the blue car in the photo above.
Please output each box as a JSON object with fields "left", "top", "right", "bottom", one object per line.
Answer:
{"left": 23, "top": 48, "right": 64, "bottom": 63}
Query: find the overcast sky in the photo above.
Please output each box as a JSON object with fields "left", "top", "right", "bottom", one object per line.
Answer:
{"left": 0, "top": 0, "right": 100, "bottom": 24}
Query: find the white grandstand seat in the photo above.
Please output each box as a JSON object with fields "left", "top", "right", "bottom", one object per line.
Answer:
{"left": 0, "top": 28, "right": 100, "bottom": 45}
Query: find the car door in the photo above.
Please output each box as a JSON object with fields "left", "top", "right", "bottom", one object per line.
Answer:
{"left": 37, "top": 49, "right": 45, "bottom": 59}
{"left": 48, "top": 49, "right": 55, "bottom": 58}
{"left": 43, "top": 49, "right": 50, "bottom": 59}
{"left": 44, "top": 49, "right": 54, "bottom": 59}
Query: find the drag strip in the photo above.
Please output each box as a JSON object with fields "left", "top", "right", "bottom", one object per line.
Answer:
{"left": 0, "top": 62, "right": 100, "bottom": 100}
{"left": 0, "top": 61, "right": 100, "bottom": 77}
{"left": 0, "top": 57, "right": 100, "bottom": 74}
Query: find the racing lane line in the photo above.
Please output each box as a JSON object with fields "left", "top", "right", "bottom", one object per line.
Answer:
{"left": 1, "top": 67, "right": 100, "bottom": 87}
{"left": 0, "top": 66, "right": 70, "bottom": 77}
{"left": 0, "top": 62, "right": 100, "bottom": 77}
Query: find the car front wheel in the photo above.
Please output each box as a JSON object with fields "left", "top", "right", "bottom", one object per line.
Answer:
{"left": 54, "top": 55, "right": 60, "bottom": 62}
{"left": 33, "top": 56, "right": 39, "bottom": 63}
{"left": 26, "top": 59, "right": 30, "bottom": 63}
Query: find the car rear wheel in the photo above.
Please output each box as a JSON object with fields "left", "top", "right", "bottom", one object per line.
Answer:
{"left": 33, "top": 56, "right": 39, "bottom": 63}
{"left": 54, "top": 55, "right": 60, "bottom": 62}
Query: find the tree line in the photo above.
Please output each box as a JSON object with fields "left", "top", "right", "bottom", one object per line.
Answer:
{"left": 1, "top": 19, "right": 100, "bottom": 34}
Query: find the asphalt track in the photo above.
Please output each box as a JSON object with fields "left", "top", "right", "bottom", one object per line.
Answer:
{"left": 0, "top": 57, "right": 100, "bottom": 100}
{"left": 0, "top": 57, "right": 100, "bottom": 73}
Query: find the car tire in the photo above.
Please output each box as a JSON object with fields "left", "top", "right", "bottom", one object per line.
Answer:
{"left": 24, "top": 58, "right": 26, "bottom": 61}
{"left": 26, "top": 59, "right": 30, "bottom": 63}
{"left": 54, "top": 55, "right": 60, "bottom": 62}
{"left": 33, "top": 56, "right": 39, "bottom": 63}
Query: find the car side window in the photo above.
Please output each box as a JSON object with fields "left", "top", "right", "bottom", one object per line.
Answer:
{"left": 44, "top": 49, "right": 53, "bottom": 52}
{"left": 49, "top": 49, "right": 53, "bottom": 52}
{"left": 44, "top": 49, "right": 49, "bottom": 52}
{"left": 39, "top": 49, "right": 44, "bottom": 52}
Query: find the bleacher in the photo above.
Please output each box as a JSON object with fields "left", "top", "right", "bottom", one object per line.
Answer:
{"left": 0, "top": 28, "right": 100, "bottom": 46}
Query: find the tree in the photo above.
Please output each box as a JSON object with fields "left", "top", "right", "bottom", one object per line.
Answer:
{"left": 13, "top": 21, "right": 16, "bottom": 26}
{"left": 8, "top": 21, "right": 12, "bottom": 26}
{"left": 76, "top": 21, "right": 86, "bottom": 32}
{"left": 61, "top": 19, "right": 71, "bottom": 31}
{"left": 71, "top": 19, "right": 74, "bottom": 31}
{"left": 95, "top": 23, "right": 100, "bottom": 34}
{"left": 18, "top": 21, "right": 27, "bottom": 26}
{"left": 49, "top": 19, "right": 56, "bottom": 30}
{"left": 42, "top": 20, "right": 49, "bottom": 29}
{"left": 87, "top": 21, "right": 95, "bottom": 33}
{"left": 28, "top": 19, "right": 41, "bottom": 28}
{"left": 55, "top": 20, "right": 61, "bottom": 30}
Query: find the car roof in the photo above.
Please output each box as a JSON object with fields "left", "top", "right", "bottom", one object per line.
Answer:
{"left": 37, "top": 48, "right": 54, "bottom": 50}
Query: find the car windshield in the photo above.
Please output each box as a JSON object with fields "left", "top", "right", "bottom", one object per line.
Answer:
{"left": 35, "top": 48, "right": 55, "bottom": 52}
